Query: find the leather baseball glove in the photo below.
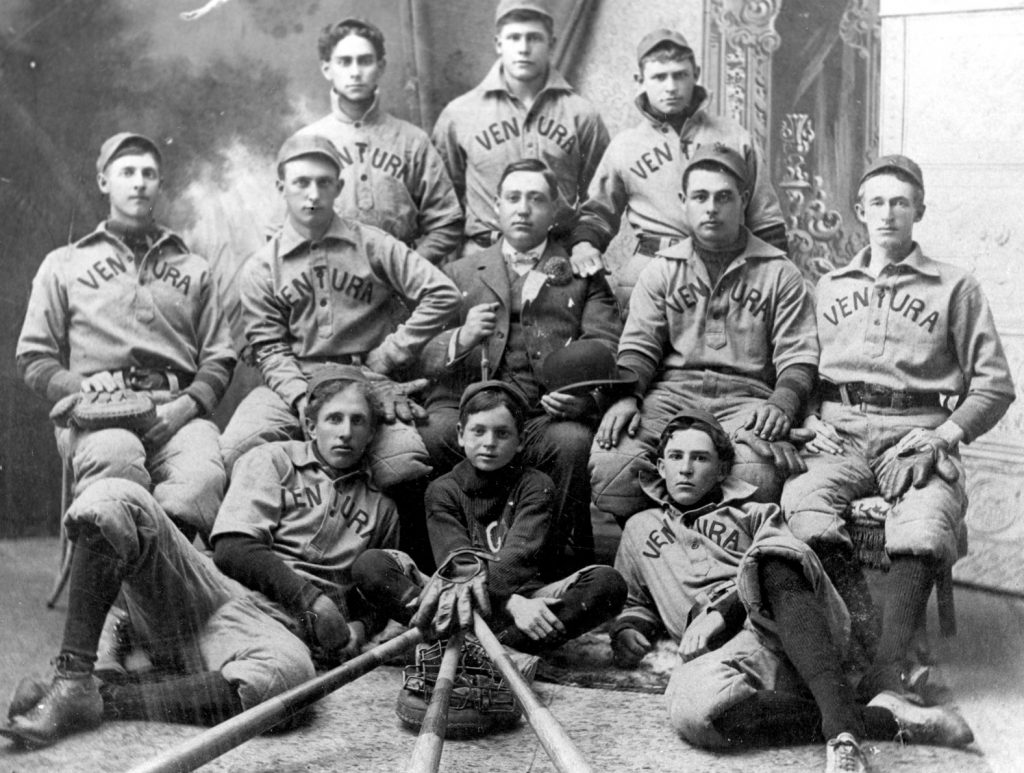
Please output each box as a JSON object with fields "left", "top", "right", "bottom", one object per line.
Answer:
{"left": 409, "top": 548, "right": 495, "bottom": 639}
{"left": 871, "top": 435, "right": 959, "bottom": 502}
{"left": 50, "top": 390, "right": 157, "bottom": 433}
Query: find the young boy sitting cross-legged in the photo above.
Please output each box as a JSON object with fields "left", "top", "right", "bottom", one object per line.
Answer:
{"left": 612, "top": 408, "right": 973, "bottom": 773}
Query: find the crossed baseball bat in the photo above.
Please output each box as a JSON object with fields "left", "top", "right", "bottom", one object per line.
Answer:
{"left": 128, "top": 614, "right": 593, "bottom": 773}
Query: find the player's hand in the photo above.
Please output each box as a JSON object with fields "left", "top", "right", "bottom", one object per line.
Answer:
{"left": 337, "top": 621, "right": 366, "bottom": 662}
{"left": 596, "top": 396, "right": 641, "bottom": 449}
{"left": 505, "top": 595, "right": 565, "bottom": 642}
{"left": 363, "top": 348, "right": 391, "bottom": 376}
{"left": 611, "top": 628, "right": 652, "bottom": 669}
{"left": 456, "top": 302, "right": 500, "bottom": 351}
{"left": 142, "top": 395, "right": 198, "bottom": 449}
{"left": 361, "top": 370, "right": 430, "bottom": 424}
{"left": 743, "top": 402, "right": 791, "bottom": 441}
{"left": 679, "top": 609, "right": 726, "bottom": 662}
{"left": 80, "top": 370, "right": 127, "bottom": 392}
{"left": 802, "top": 415, "right": 844, "bottom": 455}
{"left": 305, "top": 594, "right": 351, "bottom": 656}
{"left": 732, "top": 428, "right": 807, "bottom": 477}
{"left": 541, "top": 391, "right": 590, "bottom": 421}
{"left": 569, "top": 242, "right": 607, "bottom": 277}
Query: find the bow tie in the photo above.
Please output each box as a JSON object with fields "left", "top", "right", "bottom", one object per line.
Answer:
{"left": 503, "top": 244, "right": 542, "bottom": 275}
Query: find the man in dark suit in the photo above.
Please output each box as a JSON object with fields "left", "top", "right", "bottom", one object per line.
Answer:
{"left": 418, "top": 158, "right": 623, "bottom": 564}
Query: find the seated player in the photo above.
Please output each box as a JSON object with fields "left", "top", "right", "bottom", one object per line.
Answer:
{"left": 589, "top": 143, "right": 818, "bottom": 523}
{"left": 418, "top": 158, "right": 623, "bottom": 564}
{"left": 16, "top": 132, "right": 235, "bottom": 540}
{"left": 781, "top": 155, "right": 1016, "bottom": 697}
{"left": 354, "top": 382, "right": 626, "bottom": 730}
{"left": 612, "top": 409, "right": 974, "bottom": 772}
{"left": 213, "top": 366, "right": 402, "bottom": 668}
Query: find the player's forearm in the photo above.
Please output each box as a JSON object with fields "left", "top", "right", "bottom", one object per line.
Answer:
{"left": 213, "top": 534, "right": 321, "bottom": 615}
{"left": 17, "top": 353, "right": 82, "bottom": 402}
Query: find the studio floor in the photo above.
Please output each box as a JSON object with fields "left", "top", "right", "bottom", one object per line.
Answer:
{"left": 2, "top": 537, "right": 1023, "bottom": 773}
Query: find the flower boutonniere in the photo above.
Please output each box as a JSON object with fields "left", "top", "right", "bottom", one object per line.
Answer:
{"left": 540, "top": 255, "right": 573, "bottom": 286}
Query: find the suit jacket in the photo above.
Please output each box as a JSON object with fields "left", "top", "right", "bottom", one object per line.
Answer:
{"left": 420, "top": 241, "right": 622, "bottom": 407}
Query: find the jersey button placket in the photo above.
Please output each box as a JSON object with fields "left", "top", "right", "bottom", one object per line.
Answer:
{"left": 866, "top": 278, "right": 889, "bottom": 357}
{"left": 312, "top": 249, "right": 332, "bottom": 339}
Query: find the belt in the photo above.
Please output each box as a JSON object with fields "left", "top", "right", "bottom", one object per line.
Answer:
{"left": 636, "top": 235, "right": 682, "bottom": 257}
{"left": 301, "top": 354, "right": 367, "bottom": 368}
{"left": 821, "top": 381, "right": 941, "bottom": 410}
{"left": 122, "top": 367, "right": 195, "bottom": 392}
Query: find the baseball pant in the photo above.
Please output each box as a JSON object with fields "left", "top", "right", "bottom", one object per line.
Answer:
{"left": 780, "top": 401, "right": 967, "bottom": 567}
{"left": 219, "top": 386, "right": 431, "bottom": 488}
{"left": 57, "top": 417, "right": 225, "bottom": 538}
{"left": 590, "top": 370, "right": 783, "bottom": 524}
{"left": 64, "top": 479, "right": 315, "bottom": 710}
{"left": 420, "top": 400, "right": 596, "bottom": 563}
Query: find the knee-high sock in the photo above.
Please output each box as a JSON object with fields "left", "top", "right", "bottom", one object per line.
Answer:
{"left": 760, "top": 557, "right": 864, "bottom": 741}
{"left": 875, "top": 554, "right": 935, "bottom": 667}
{"left": 816, "top": 541, "right": 880, "bottom": 661}
{"left": 61, "top": 527, "right": 127, "bottom": 668}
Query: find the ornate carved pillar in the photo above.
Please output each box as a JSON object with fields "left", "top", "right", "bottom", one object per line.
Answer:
{"left": 703, "top": 0, "right": 782, "bottom": 165}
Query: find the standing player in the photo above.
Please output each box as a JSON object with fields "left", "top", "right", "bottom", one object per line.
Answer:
{"left": 569, "top": 29, "right": 786, "bottom": 279}
{"left": 432, "top": 0, "right": 609, "bottom": 257}
{"left": 781, "top": 155, "right": 1015, "bottom": 698}
{"left": 299, "top": 18, "right": 462, "bottom": 264}
{"left": 612, "top": 409, "right": 973, "bottom": 772}
{"left": 589, "top": 144, "right": 818, "bottom": 522}
{"left": 16, "top": 132, "right": 235, "bottom": 539}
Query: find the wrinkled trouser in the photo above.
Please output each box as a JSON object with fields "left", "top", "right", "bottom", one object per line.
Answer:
{"left": 590, "top": 370, "right": 784, "bottom": 523}
{"left": 219, "top": 386, "right": 431, "bottom": 488}
{"left": 57, "top": 417, "right": 225, "bottom": 538}
{"left": 64, "top": 479, "right": 315, "bottom": 709}
{"left": 780, "top": 401, "right": 967, "bottom": 567}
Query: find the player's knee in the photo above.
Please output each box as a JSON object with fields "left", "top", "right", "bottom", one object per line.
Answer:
{"left": 222, "top": 645, "right": 315, "bottom": 711}
{"left": 665, "top": 679, "right": 732, "bottom": 749}
{"left": 73, "top": 428, "right": 149, "bottom": 491}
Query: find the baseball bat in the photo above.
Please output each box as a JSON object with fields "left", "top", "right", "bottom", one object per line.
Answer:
{"left": 128, "top": 627, "right": 423, "bottom": 773}
{"left": 472, "top": 613, "right": 594, "bottom": 773}
{"left": 405, "top": 632, "right": 464, "bottom": 773}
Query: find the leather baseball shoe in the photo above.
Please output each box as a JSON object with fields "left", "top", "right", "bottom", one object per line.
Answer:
{"left": 0, "top": 660, "right": 102, "bottom": 748}
{"left": 825, "top": 732, "right": 869, "bottom": 773}
{"left": 868, "top": 690, "right": 974, "bottom": 748}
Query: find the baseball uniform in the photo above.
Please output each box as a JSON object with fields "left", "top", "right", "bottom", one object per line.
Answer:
{"left": 299, "top": 93, "right": 462, "bottom": 264}
{"left": 589, "top": 230, "right": 819, "bottom": 520}
{"left": 432, "top": 62, "right": 609, "bottom": 250}
{"left": 219, "top": 214, "right": 461, "bottom": 487}
{"left": 781, "top": 245, "right": 1016, "bottom": 566}
{"left": 16, "top": 222, "right": 236, "bottom": 535}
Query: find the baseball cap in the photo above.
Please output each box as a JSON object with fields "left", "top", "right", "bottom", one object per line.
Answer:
{"left": 539, "top": 340, "right": 637, "bottom": 396}
{"left": 858, "top": 154, "right": 924, "bottom": 190}
{"left": 684, "top": 142, "right": 749, "bottom": 191}
{"left": 661, "top": 407, "right": 730, "bottom": 450}
{"left": 306, "top": 364, "right": 368, "bottom": 401}
{"left": 459, "top": 380, "right": 531, "bottom": 417}
{"left": 96, "top": 133, "right": 162, "bottom": 173}
{"left": 276, "top": 133, "right": 343, "bottom": 176}
{"left": 636, "top": 29, "right": 692, "bottom": 63}
{"left": 495, "top": 0, "right": 554, "bottom": 24}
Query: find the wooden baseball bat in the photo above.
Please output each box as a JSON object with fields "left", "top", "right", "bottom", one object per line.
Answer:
{"left": 128, "top": 627, "right": 423, "bottom": 773}
{"left": 472, "top": 613, "right": 594, "bottom": 773}
{"left": 405, "top": 632, "right": 464, "bottom": 773}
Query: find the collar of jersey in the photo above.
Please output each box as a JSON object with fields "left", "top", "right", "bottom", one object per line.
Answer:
{"left": 480, "top": 60, "right": 574, "bottom": 97}
{"left": 634, "top": 86, "right": 711, "bottom": 131}
{"left": 639, "top": 470, "right": 757, "bottom": 514}
{"left": 277, "top": 215, "right": 354, "bottom": 259}
{"left": 293, "top": 440, "right": 373, "bottom": 483}
{"left": 450, "top": 457, "right": 524, "bottom": 493}
{"left": 76, "top": 221, "right": 188, "bottom": 254}
{"left": 329, "top": 89, "right": 382, "bottom": 125}
{"left": 830, "top": 243, "right": 939, "bottom": 280}
{"left": 656, "top": 228, "right": 785, "bottom": 264}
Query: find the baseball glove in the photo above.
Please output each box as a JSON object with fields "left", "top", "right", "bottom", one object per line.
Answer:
{"left": 731, "top": 427, "right": 816, "bottom": 477}
{"left": 409, "top": 548, "right": 495, "bottom": 639}
{"left": 360, "top": 369, "right": 430, "bottom": 424}
{"left": 50, "top": 390, "right": 157, "bottom": 433}
{"left": 871, "top": 438, "right": 959, "bottom": 502}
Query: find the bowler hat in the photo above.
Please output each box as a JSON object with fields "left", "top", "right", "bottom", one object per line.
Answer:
{"left": 539, "top": 340, "right": 637, "bottom": 396}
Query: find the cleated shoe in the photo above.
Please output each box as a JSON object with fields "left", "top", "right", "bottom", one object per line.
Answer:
{"left": 396, "top": 636, "right": 521, "bottom": 738}
{"left": 0, "top": 661, "right": 102, "bottom": 748}
{"left": 825, "top": 732, "right": 869, "bottom": 773}
{"left": 867, "top": 691, "right": 974, "bottom": 748}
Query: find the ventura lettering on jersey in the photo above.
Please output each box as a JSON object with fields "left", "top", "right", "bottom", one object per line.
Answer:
{"left": 76, "top": 256, "right": 197, "bottom": 296}
{"left": 273, "top": 266, "right": 375, "bottom": 308}
{"left": 667, "top": 276, "right": 774, "bottom": 321}
{"left": 280, "top": 483, "right": 373, "bottom": 537}
{"left": 336, "top": 142, "right": 407, "bottom": 181}
{"left": 821, "top": 285, "right": 940, "bottom": 333}
{"left": 474, "top": 116, "right": 577, "bottom": 155}
{"left": 642, "top": 513, "right": 748, "bottom": 559}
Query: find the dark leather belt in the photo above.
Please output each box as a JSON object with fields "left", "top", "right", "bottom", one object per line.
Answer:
{"left": 636, "top": 235, "right": 681, "bottom": 257}
{"left": 821, "top": 381, "right": 941, "bottom": 410}
{"left": 301, "top": 354, "right": 367, "bottom": 367}
{"left": 122, "top": 367, "right": 194, "bottom": 391}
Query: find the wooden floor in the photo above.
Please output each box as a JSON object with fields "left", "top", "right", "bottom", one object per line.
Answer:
{"left": 1, "top": 537, "right": 1020, "bottom": 773}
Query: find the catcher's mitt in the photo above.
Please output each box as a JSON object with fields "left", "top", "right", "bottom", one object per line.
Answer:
{"left": 50, "top": 390, "right": 157, "bottom": 433}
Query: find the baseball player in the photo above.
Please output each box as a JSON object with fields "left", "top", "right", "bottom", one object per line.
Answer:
{"left": 431, "top": 0, "right": 609, "bottom": 257}
{"left": 416, "top": 158, "right": 623, "bottom": 564}
{"left": 15, "top": 132, "right": 235, "bottom": 540}
{"left": 612, "top": 409, "right": 973, "bottom": 773}
{"left": 569, "top": 29, "right": 786, "bottom": 279}
{"left": 781, "top": 155, "right": 1015, "bottom": 699}
{"left": 213, "top": 366, "right": 403, "bottom": 670}
{"left": 299, "top": 18, "right": 462, "bottom": 265}
{"left": 218, "top": 132, "right": 460, "bottom": 490}
{"left": 589, "top": 144, "right": 818, "bottom": 524}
